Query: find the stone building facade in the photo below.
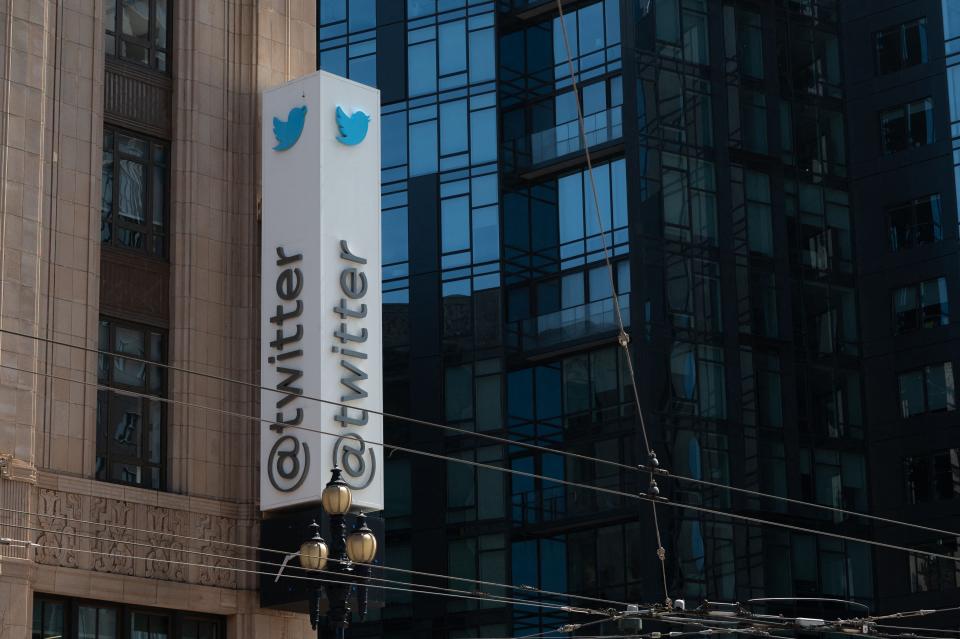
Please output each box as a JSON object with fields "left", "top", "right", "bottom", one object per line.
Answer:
{"left": 0, "top": 1, "right": 317, "bottom": 636}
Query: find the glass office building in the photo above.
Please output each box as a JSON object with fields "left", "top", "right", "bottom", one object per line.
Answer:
{"left": 318, "top": 0, "right": 960, "bottom": 635}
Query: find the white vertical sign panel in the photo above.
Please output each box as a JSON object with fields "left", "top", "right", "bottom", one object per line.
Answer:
{"left": 260, "top": 70, "right": 382, "bottom": 512}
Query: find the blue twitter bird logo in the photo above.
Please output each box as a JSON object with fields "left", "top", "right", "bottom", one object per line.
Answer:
{"left": 336, "top": 106, "right": 370, "bottom": 146}
{"left": 272, "top": 105, "right": 308, "bottom": 151}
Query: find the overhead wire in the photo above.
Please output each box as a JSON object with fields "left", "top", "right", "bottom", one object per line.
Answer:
{"left": 4, "top": 329, "right": 960, "bottom": 542}
{"left": 3, "top": 535, "right": 609, "bottom": 615}
{"left": 0, "top": 505, "right": 631, "bottom": 610}
{"left": 5, "top": 359, "right": 960, "bottom": 567}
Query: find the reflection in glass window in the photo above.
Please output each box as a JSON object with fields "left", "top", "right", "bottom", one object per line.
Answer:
{"left": 670, "top": 342, "right": 726, "bottom": 418}
{"left": 97, "top": 318, "right": 166, "bottom": 489}
{"left": 793, "top": 105, "right": 846, "bottom": 176}
{"left": 104, "top": 0, "right": 169, "bottom": 71}
{"left": 656, "top": 0, "right": 709, "bottom": 65}
{"left": 318, "top": 0, "right": 377, "bottom": 86}
{"left": 785, "top": 25, "right": 841, "bottom": 97}
{"left": 552, "top": 0, "right": 622, "bottom": 82}
{"left": 785, "top": 180, "right": 853, "bottom": 272}
{"left": 101, "top": 128, "right": 168, "bottom": 257}
{"left": 880, "top": 97, "right": 934, "bottom": 153}
{"left": 899, "top": 362, "right": 956, "bottom": 417}
{"left": 905, "top": 448, "right": 960, "bottom": 504}
{"left": 888, "top": 194, "right": 943, "bottom": 251}
{"left": 666, "top": 256, "right": 721, "bottom": 331}
{"left": 662, "top": 153, "right": 718, "bottom": 245}
{"left": 909, "top": 538, "right": 960, "bottom": 592}
{"left": 745, "top": 171, "right": 773, "bottom": 255}
{"left": 876, "top": 18, "right": 928, "bottom": 75}
{"left": 656, "top": 70, "right": 712, "bottom": 146}
{"left": 893, "top": 277, "right": 949, "bottom": 334}
{"left": 799, "top": 449, "right": 867, "bottom": 519}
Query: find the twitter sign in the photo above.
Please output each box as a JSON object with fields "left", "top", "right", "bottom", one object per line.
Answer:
{"left": 260, "top": 70, "right": 382, "bottom": 513}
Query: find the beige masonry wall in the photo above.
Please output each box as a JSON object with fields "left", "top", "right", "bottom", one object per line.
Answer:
{"left": 0, "top": 1, "right": 317, "bottom": 636}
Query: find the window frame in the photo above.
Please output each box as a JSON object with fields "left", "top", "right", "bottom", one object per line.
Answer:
{"left": 892, "top": 276, "right": 950, "bottom": 334}
{"left": 887, "top": 193, "right": 943, "bottom": 252}
{"left": 96, "top": 317, "right": 168, "bottom": 490}
{"left": 898, "top": 361, "right": 957, "bottom": 418}
{"left": 880, "top": 97, "right": 934, "bottom": 154}
{"left": 32, "top": 595, "right": 224, "bottom": 639}
{"left": 105, "top": 0, "right": 171, "bottom": 73}
{"left": 875, "top": 17, "right": 928, "bottom": 76}
{"left": 101, "top": 126, "right": 170, "bottom": 259}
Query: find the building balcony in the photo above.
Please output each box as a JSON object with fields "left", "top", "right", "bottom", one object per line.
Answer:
{"left": 507, "top": 294, "right": 629, "bottom": 353}
{"left": 503, "top": 106, "right": 623, "bottom": 175}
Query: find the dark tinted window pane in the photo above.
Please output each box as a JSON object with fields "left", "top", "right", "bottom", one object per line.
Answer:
{"left": 876, "top": 28, "right": 899, "bottom": 74}
{"left": 909, "top": 99, "right": 933, "bottom": 146}
{"left": 880, "top": 106, "right": 906, "bottom": 152}
{"left": 903, "top": 19, "right": 928, "bottom": 67}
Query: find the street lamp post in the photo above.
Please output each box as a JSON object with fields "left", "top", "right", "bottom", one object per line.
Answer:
{"left": 299, "top": 467, "right": 379, "bottom": 639}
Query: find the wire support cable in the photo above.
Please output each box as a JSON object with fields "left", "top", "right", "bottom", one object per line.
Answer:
{"left": 552, "top": 0, "right": 670, "bottom": 606}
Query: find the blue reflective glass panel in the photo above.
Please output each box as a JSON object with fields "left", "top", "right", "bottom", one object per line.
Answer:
{"left": 469, "top": 28, "right": 495, "bottom": 83}
{"left": 348, "top": 0, "right": 375, "bottom": 31}
{"left": 470, "top": 108, "right": 497, "bottom": 164}
{"left": 442, "top": 196, "right": 470, "bottom": 253}
{"left": 321, "top": 0, "right": 346, "bottom": 24}
{"left": 440, "top": 100, "right": 468, "bottom": 155}
{"left": 558, "top": 172, "right": 584, "bottom": 244}
{"left": 439, "top": 20, "right": 467, "bottom": 75}
{"left": 383, "top": 208, "right": 409, "bottom": 264}
{"left": 350, "top": 54, "right": 376, "bottom": 87}
{"left": 408, "top": 42, "right": 437, "bottom": 97}
{"left": 472, "top": 205, "right": 499, "bottom": 263}
{"left": 320, "top": 47, "right": 347, "bottom": 77}
{"left": 382, "top": 112, "right": 407, "bottom": 168}
{"left": 409, "top": 120, "right": 438, "bottom": 176}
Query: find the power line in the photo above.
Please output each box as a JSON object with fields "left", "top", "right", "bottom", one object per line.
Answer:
{"left": 0, "top": 506, "right": 631, "bottom": 610}
{"left": 6, "top": 328, "right": 960, "bottom": 542}
{"left": 6, "top": 361, "right": 960, "bottom": 568}
{"left": 5, "top": 536, "right": 611, "bottom": 615}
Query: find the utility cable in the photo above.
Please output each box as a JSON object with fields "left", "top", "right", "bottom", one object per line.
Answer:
{"left": 6, "top": 363, "right": 960, "bottom": 568}
{"left": 3, "top": 536, "right": 609, "bottom": 615}
{"left": 0, "top": 505, "right": 631, "bottom": 610}
{"left": 6, "top": 328, "right": 960, "bottom": 542}
{"left": 554, "top": 0, "right": 670, "bottom": 606}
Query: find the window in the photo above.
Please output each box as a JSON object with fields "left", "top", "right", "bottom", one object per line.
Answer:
{"left": 898, "top": 362, "right": 956, "bottom": 418}
{"left": 105, "top": 0, "right": 169, "bottom": 71}
{"left": 656, "top": 0, "right": 709, "bottom": 65}
{"left": 905, "top": 449, "right": 960, "bottom": 504}
{"left": 893, "top": 277, "right": 949, "bottom": 333}
{"left": 318, "top": 0, "right": 377, "bottom": 87}
{"left": 736, "top": 9, "right": 763, "bottom": 79}
{"left": 33, "top": 597, "right": 223, "bottom": 639}
{"left": 666, "top": 256, "right": 722, "bottom": 331}
{"left": 552, "top": 0, "right": 622, "bottom": 82}
{"left": 799, "top": 449, "right": 867, "bottom": 519}
{"left": 876, "top": 19, "right": 928, "bottom": 75}
{"left": 880, "top": 98, "right": 934, "bottom": 153}
{"left": 101, "top": 128, "right": 169, "bottom": 257}
{"left": 670, "top": 342, "right": 727, "bottom": 418}
{"left": 888, "top": 194, "right": 943, "bottom": 251}
{"left": 662, "top": 153, "right": 718, "bottom": 245}
{"left": 909, "top": 538, "right": 960, "bottom": 592}
{"left": 96, "top": 318, "right": 167, "bottom": 489}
